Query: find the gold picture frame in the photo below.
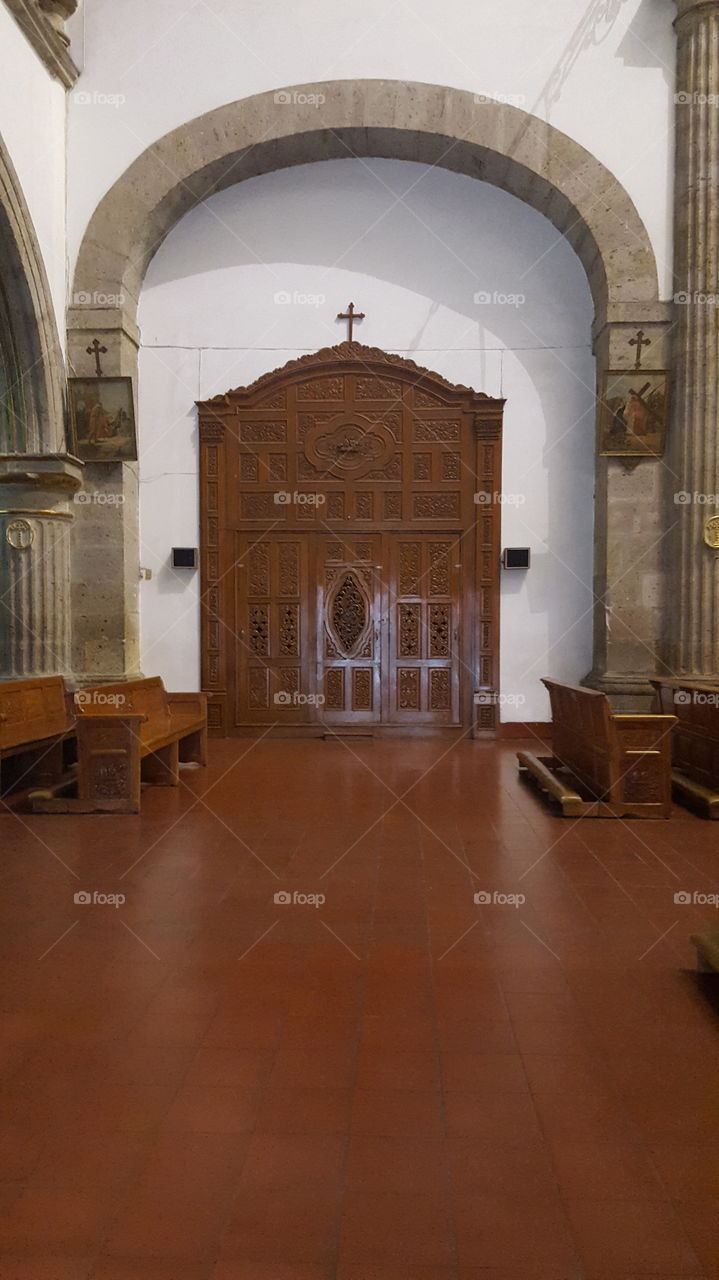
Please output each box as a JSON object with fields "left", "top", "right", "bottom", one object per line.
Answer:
{"left": 598, "top": 369, "right": 669, "bottom": 458}
{"left": 68, "top": 376, "right": 137, "bottom": 463}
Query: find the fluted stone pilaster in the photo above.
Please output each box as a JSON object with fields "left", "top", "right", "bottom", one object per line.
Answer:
{"left": 0, "top": 517, "right": 71, "bottom": 676}
{"left": 671, "top": 0, "right": 719, "bottom": 674}
{"left": 0, "top": 455, "right": 83, "bottom": 678}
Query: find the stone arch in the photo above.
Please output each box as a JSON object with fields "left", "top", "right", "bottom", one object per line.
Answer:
{"left": 69, "top": 79, "right": 660, "bottom": 355}
{"left": 67, "top": 79, "right": 668, "bottom": 695}
{"left": 0, "top": 132, "right": 65, "bottom": 452}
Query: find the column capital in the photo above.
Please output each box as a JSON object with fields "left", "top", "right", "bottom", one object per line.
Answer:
{"left": 3, "top": 0, "right": 79, "bottom": 86}
{"left": 675, "top": 0, "right": 719, "bottom": 25}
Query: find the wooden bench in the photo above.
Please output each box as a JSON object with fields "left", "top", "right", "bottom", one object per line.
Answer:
{"left": 0, "top": 676, "right": 76, "bottom": 808}
{"left": 32, "top": 677, "right": 207, "bottom": 814}
{"left": 517, "top": 678, "right": 677, "bottom": 818}
{"left": 651, "top": 678, "right": 719, "bottom": 819}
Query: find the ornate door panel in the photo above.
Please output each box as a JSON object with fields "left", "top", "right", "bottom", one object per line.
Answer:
{"left": 388, "top": 535, "right": 463, "bottom": 725}
{"left": 198, "top": 342, "right": 504, "bottom": 736}
{"left": 317, "top": 535, "right": 382, "bottom": 725}
{"left": 233, "top": 533, "right": 313, "bottom": 726}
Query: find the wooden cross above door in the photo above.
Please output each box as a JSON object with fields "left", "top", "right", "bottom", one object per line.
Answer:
{"left": 337, "top": 302, "right": 365, "bottom": 342}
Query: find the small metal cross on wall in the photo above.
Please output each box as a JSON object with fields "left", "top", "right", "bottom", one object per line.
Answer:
{"left": 628, "top": 329, "right": 651, "bottom": 370}
{"left": 337, "top": 302, "right": 365, "bottom": 342}
{"left": 86, "top": 338, "right": 107, "bottom": 377}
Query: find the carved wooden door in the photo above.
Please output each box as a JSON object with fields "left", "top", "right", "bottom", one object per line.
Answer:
{"left": 317, "top": 534, "right": 382, "bottom": 725}
{"left": 316, "top": 532, "right": 464, "bottom": 727}
{"left": 234, "top": 532, "right": 313, "bottom": 725}
{"left": 198, "top": 342, "right": 504, "bottom": 737}
{"left": 387, "top": 534, "right": 463, "bottom": 725}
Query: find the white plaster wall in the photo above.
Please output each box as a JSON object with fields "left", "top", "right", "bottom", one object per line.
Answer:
{"left": 0, "top": 4, "right": 68, "bottom": 344}
{"left": 66, "top": 0, "right": 676, "bottom": 297}
{"left": 137, "top": 158, "right": 595, "bottom": 721}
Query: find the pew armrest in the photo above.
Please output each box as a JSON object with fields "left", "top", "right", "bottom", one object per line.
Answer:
{"left": 613, "top": 713, "right": 677, "bottom": 727}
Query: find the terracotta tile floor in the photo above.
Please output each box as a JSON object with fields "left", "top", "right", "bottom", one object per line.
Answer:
{"left": 1, "top": 736, "right": 718, "bottom": 1279}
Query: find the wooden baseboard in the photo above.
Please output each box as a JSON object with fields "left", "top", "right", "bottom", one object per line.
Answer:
{"left": 500, "top": 722, "right": 551, "bottom": 740}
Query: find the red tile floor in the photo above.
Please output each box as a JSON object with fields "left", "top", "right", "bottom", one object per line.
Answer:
{"left": 0, "top": 736, "right": 718, "bottom": 1279}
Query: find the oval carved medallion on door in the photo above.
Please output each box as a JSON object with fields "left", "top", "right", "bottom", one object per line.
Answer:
{"left": 303, "top": 412, "right": 396, "bottom": 479}
{"left": 326, "top": 571, "right": 373, "bottom": 659}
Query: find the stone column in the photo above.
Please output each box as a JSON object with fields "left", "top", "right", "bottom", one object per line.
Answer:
{"left": 585, "top": 306, "right": 673, "bottom": 709}
{"left": 670, "top": 0, "right": 719, "bottom": 675}
{"left": 0, "top": 455, "right": 83, "bottom": 678}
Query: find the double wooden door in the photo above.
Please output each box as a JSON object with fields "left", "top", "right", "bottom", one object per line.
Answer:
{"left": 197, "top": 343, "right": 504, "bottom": 737}
{"left": 235, "top": 530, "right": 466, "bottom": 728}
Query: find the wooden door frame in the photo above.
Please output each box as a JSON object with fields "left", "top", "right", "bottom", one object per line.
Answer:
{"left": 197, "top": 342, "right": 504, "bottom": 737}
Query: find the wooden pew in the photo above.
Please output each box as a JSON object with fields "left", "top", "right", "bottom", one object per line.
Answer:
{"left": 651, "top": 678, "right": 719, "bottom": 819}
{"left": 32, "top": 677, "right": 207, "bottom": 814}
{"left": 517, "top": 678, "right": 677, "bottom": 818}
{"left": 0, "top": 676, "right": 76, "bottom": 807}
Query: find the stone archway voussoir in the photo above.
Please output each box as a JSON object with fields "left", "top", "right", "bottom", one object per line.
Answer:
{"left": 71, "top": 79, "right": 661, "bottom": 344}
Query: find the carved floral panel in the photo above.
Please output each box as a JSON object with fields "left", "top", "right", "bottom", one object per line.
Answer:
{"left": 399, "top": 542, "right": 421, "bottom": 595}
{"left": 398, "top": 668, "right": 420, "bottom": 710}
{"left": 297, "top": 376, "right": 344, "bottom": 400}
{"left": 352, "top": 669, "right": 373, "bottom": 710}
{"left": 239, "top": 420, "right": 287, "bottom": 442}
{"left": 430, "top": 669, "right": 451, "bottom": 710}
{"left": 398, "top": 603, "right": 421, "bottom": 657}
{"left": 413, "top": 420, "right": 461, "bottom": 442}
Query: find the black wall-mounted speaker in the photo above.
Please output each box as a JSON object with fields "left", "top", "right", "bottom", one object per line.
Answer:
{"left": 172, "top": 547, "right": 198, "bottom": 569}
{"left": 502, "top": 547, "right": 530, "bottom": 570}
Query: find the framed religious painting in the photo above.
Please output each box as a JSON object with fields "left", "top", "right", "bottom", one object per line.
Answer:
{"left": 598, "top": 369, "right": 669, "bottom": 458}
{"left": 68, "top": 377, "right": 137, "bottom": 462}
